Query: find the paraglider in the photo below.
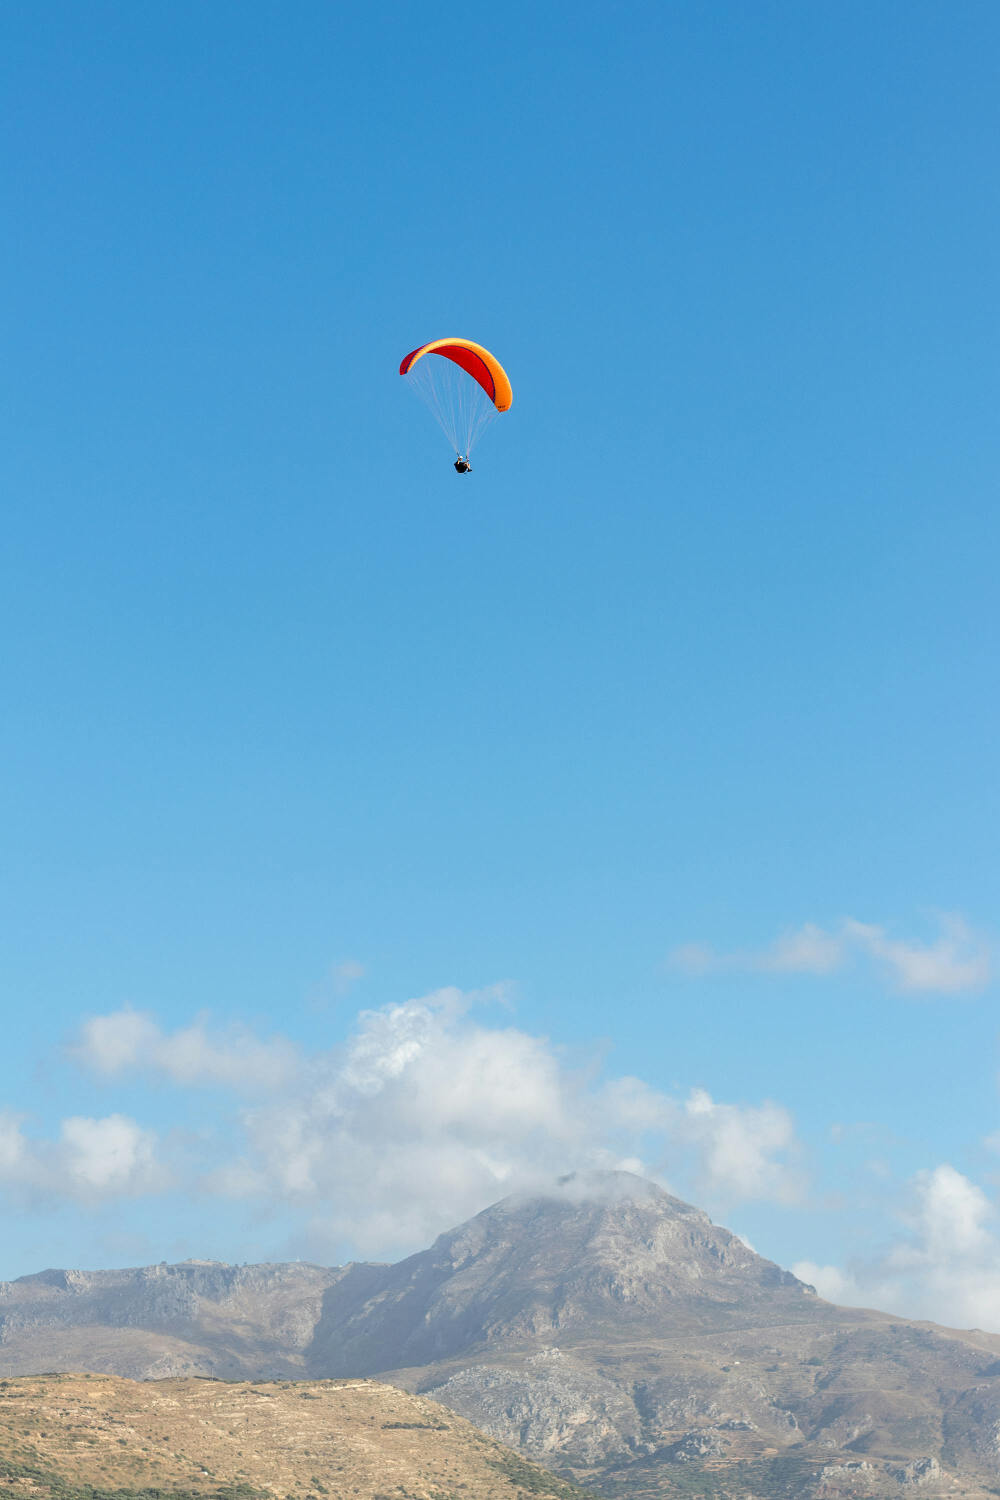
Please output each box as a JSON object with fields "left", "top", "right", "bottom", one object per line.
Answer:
{"left": 400, "top": 338, "right": 512, "bottom": 471}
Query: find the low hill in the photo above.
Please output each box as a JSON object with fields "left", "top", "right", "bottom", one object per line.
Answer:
{"left": 0, "top": 1371, "right": 590, "bottom": 1500}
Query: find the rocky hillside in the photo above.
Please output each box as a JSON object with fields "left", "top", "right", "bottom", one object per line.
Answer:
{"left": 0, "top": 1371, "right": 589, "bottom": 1500}
{"left": 4, "top": 1173, "right": 1000, "bottom": 1497}
{"left": 0, "top": 1262, "right": 342, "bottom": 1382}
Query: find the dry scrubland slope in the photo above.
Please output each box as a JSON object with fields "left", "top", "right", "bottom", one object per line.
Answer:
{"left": 0, "top": 1372, "right": 590, "bottom": 1500}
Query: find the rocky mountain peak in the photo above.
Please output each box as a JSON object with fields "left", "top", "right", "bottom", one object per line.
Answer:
{"left": 436, "top": 1171, "right": 720, "bottom": 1258}
{"left": 308, "top": 1172, "right": 820, "bottom": 1376}
{"left": 419, "top": 1169, "right": 806, "bottom": 1306}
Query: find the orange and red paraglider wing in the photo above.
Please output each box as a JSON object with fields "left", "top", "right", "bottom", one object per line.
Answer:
{"left": 399, "top": 338, "right": 513, "bottom": 412}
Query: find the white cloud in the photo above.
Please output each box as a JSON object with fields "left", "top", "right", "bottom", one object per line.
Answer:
{"left": 188, "top": 989, "right": 806, "bottom": 1256}
{"left": 794, "top": 1164, "right": 1000, "bottom": 1331}
{"left": 0, "top": 1111, "right": 31, "bottom": 1182}
{"left": 0, "top": 1111, "right": 166, "bottom": 1203}
{"left": 894, "top": 1164, "right": 994, "bottom": 1263}
{"left": 219, "top": 991, "right": 607, "bottom": 1251}
{"left": 680, "top": 1088, "right": 803, "bottom": 1203}
{"left": 57, "top": 1114, "right": 165, "bottom": 1198}
{"left": 600, "top": 1076, "right": 675, "bottom": 1132}
{"left": 670, "top": 913, "right": 990, "bottom": 995}
{"left": 7, "top": 987, "right": 802, "bottom": 1251}
{"left": 75, "top": 1008, "right": 162, "bottom": 1073}
{"left": 73, "top": 1007, "right": 300, "bottom": 1092}
{"left": 791, "top": 1259, "right": 865, "bottom": 1304}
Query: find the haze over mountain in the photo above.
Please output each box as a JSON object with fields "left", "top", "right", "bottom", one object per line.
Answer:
{"left": 3, "top": 1173, "right": 1000, "bottom": 1497}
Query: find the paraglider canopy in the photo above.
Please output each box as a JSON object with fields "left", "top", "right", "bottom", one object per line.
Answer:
{"left": 399, "top": 338, "right": 513, "bottom": 411}
{"left": 400, "top": 337, "right": 512, "bottom": 465}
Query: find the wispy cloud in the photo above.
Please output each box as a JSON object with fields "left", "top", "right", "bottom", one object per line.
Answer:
{"left": 844, "top": 916, "right": 991, "bottom": 994}
{"left": 72, "top": 1008, "right": 300, "bottom": 1092}
{"left": 670, "top": 913, "right": 990, "bottom": 995}
{"left": 331, "top": 959, "right": 366, "bottom": 995}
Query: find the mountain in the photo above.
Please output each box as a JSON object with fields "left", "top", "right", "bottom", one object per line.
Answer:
{"left": 4, "top": 1173, "right": 1000, "bottom": 1498}
{"left": 306, "top": 1171, "right": 828, "bottom": 1373}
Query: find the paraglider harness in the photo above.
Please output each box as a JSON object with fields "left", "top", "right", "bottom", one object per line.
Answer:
{"left": 454, "top": 455, "right": 472, "bottom": 474}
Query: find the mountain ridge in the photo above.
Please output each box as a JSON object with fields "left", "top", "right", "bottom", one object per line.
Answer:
{"left": 3, "top": 1172, "right": 1000, "bottom": 1497}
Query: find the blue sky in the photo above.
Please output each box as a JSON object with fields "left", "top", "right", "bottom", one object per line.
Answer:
{"left": 1, "top": 1, "right": 998, "bottom": 1329}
